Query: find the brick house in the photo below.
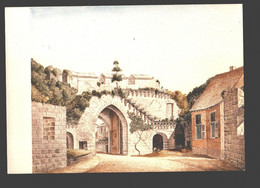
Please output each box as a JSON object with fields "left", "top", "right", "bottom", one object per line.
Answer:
{"left": 190, "top": 66, "right": 244, "bottom": 160}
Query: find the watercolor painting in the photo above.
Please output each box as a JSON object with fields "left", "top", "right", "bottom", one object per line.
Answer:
{"left": 6, "top": 4, "right": 244, "bottom": 174}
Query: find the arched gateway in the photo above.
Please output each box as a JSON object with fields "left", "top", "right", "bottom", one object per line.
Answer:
{"left": 73, "top": 94, "right": 178, "bottom": 155}
{"left": 77, "top": 95, "right": 129, "bottom": 155}
{"left": 96, "top": 106, "right": 126, "bottom": 154}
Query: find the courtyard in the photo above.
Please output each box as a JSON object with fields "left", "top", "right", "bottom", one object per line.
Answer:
{"left": 49, "top": 150, "right": 241, "bottom": 173}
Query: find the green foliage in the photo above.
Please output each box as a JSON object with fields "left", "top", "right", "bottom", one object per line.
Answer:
{"left": 186, "top": 77, "right": 212, "bottom": 108}
{"left": 31, "top": 58, "right": 92, "bottom": 124}
{"left": 111, "top": 60, "right": 123, "bottom": 83}
{"left": 169, "top": 90, "right": 189, "bottom": 116}
{"left": 112, "top": 66, "right": 122, "bottom": 72}
{"left": 31, "top": 59, "right": 125, "bottom": 124}
{"left": 113, "top": 60, "right": 119, "bottom": 65}
{"left": 31, "top": 84, "right": 49, "bottom": 103}
{"left": 112, "top": 74, "right": 122, "bottom": 83}
{"left": 128, "top": 112, "right": 151, "bottom": 134}
{"left": 128, "top": 111, "right": 152, "bottom": 155}
{"left": 97, "top": 82, "right": 101, "bottom": 87}
{"left": 92, "top": 90, "right": 101, "bottom": 98}
{"left": 31, "top": 58, "right": 44, "bottom": 73}
{"left": 113, "top": 88, "right": 125, "bottom": 98}
{"left": 52, "top": 68, "right": 59, "bottom": 77}
{"left": 168, "top": 77, "right": 212, "bottom": 126}
{"left": 139, "top": 87, "right": 154, "bottom": 91}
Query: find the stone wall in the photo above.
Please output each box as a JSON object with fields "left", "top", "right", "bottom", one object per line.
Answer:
{"left": 76, "top": 95, "right": 177, "bottom": 156}
{"left": 126, "top": 89, "right": 180, "bottom": 120}
{"left": 32, "top": 102, "right": 67, "bottom": 173}
{"left": 184, "top": 123, "right": 192, "bottom": 148}
{"left": 223, "top": 88, "right": 245, "bottom": 170}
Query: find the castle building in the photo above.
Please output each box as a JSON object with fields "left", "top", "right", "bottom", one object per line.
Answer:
{"left": 59, "top": 70, "right": 161, "bottom": 94}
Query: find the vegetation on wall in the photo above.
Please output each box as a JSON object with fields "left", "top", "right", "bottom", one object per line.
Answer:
{"left": 31, "top": 58, "right": 90, "bottom": 124}
{"left": 169, "top": 77, "right": 212, "bottom": 125}
{"left": 168, "top": 90, "right": 189, "bottom": 117}
{"left": 31, "top": 58, "right": 127, "bottom": 124}
{"left": 128, "top": 111, "right": 152, "bottom": 155}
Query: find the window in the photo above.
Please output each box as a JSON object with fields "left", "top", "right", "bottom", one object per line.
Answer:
{"left": 210, "top": 111, "right": 219, "bottom": 138}
{"left": 211, "top": 122, "right": 216, "bottom": 137}
{"left": 196, "top": 114, "right": 201, "bottom": 124}
{"left": 196, "top": 124, "right": 202, "bottom": 139}
{"left": 43, "top": 117, "right": 55, "bottom": 140}
{"left": 210, "top": 111, "right": 216, "bottom": 122}
{"left": 79, "top": 141, "right": 88, "bottom": 150}
{"left": 195, "top": 114, "right": 205, "bottom": 139}
{"left": 128, "top": 76, "right": 135, "bottom": 85}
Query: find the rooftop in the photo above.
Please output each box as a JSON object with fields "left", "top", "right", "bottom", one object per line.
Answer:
{"left": 190, "top": 66, "right": 244, "bottom": 111}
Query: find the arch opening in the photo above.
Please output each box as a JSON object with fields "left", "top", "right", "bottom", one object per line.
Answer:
{"left": 95, "top": 105, "right": 127, "bottom": 155}
{"left": 153, "top": 134, "right": 163, "bottom": 151}
{"left": 66, "top": 132, "right": 74, "bottom": 149}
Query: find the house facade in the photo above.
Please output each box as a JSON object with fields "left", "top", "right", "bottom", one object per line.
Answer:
{"left": 190, "top": 66, "right": 244, "bottom": 161}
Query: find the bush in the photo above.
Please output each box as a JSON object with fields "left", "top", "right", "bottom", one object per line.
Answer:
{"left": 112, "top": 74, "right": 122, "bottom": 83}
{"left": 31, "top": 59, "right": 92, "bottom": 124}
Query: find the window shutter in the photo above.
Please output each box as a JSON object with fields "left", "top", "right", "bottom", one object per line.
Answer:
{"left": 215, "top": 122, "right": 219, "bottom": 138}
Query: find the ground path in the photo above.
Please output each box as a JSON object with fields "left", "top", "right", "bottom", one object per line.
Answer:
{"left": 86, "top": 153, "right": 241, "bottom": 173}
{"left": 48, "top": 151, "right": 241, "bottom": 173}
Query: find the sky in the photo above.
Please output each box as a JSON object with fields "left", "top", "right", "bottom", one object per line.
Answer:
{"left": 30, "top": 4, "right": 243, "bottom": 94}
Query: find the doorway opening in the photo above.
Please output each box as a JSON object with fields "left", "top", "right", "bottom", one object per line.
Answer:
{"left": 153, "top": 134, "right": 163, "bottom": 151}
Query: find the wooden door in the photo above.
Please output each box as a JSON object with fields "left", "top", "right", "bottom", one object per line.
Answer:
{"left": 110, "top": 114, "right": 119, "bottom": 154}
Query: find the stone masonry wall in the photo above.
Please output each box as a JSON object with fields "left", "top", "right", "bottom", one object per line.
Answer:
{"left": 32, "top": 102, "right": 67, "bottom": 173}
{"left": 77, "top": 95, "right": 176, "bottom": 155}
{"left": 184, "top": 123, "right": 192, "bottom": 148}
{"left": 223, "top": 88, "right": 245, "bottom": 170}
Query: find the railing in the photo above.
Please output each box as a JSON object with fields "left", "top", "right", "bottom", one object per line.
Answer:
{"left": 151, "top": 121, "right": 176, "bottom": 130}
{"left": 124, "top": 89, "right": 171, "bottom": 99}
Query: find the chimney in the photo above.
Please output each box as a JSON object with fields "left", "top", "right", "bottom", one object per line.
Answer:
{"left": 229, "top": 66, "right": 236, "bottom": 71}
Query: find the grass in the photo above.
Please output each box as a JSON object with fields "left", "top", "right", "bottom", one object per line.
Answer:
{"left": 67, "top": 149, "right": 93, "bottom": 158}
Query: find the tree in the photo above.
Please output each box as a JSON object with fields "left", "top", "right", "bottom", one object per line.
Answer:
{"left": 128, "top": 112, "right": 152, "bottom": 155}
{"left": 111, "top": 60, "right": 122, "bottom": 88}
{"left": 186, "top": 77, "right": 212, "bottom": 108}
{"left": 168, "top": 90, "right": 189, "bottom": 116}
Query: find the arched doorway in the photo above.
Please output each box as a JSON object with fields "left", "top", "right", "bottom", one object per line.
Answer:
{"left": 95, "top": 105, "right": 125, "bottom": 155}
{"left": 175, "top": 124, "right": 185, "bottom": 148}
{"left": 66, "top": 132, "right": 74, "bottom": 149}
{"left": 153, "top": 134, "right": 163, "bottom": 151}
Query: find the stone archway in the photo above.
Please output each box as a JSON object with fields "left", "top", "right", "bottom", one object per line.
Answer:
{"left": 153, "top": 134, "right": 163, "bottom": 151}
{"left": 66, "top": 132, "right": 74, "bottom": 149}
{"left": 152, "top": 132, "right": 168, "bottom": 151}
{"left": 78, "top": 95, "right": 129, "bottom": 154}
{"left": 96, "top": 105, "right": 127, "bottom": 155}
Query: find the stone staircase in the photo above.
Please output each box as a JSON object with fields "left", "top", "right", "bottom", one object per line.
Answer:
{"left": 66, "top": 89, "right": 176, "bottom": 131}
{"left": 121, "top": 93, "right": 176, "bottom": 131}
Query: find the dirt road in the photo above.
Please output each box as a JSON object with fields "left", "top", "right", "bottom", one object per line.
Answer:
{"left": 86, "top": 153, "right": 241, "bottom": 173}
